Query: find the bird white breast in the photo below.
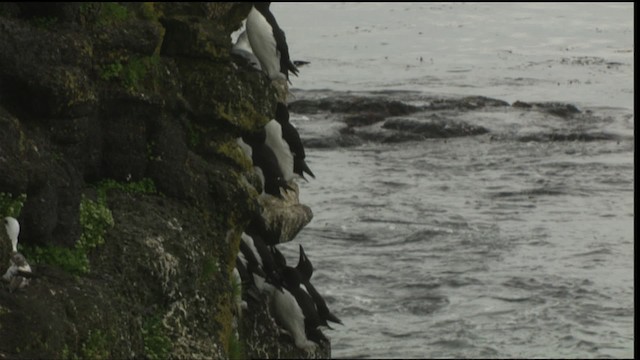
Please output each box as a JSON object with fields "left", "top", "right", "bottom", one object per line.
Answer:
{"left": 246, "top": 6, "right": 285, "bottom": 81}
{"left": 4, "top": 217, "right": 20, "bottom": 253}
{"left": 264, "top": 120, "right": 294, "bottom": 182}
{"left": 238, "top": 252, "right": 248, "bottom": 268}
{"left": 233, "top": 30, "right": 252, "bottom": 53}
{"left": 241, "top": 233, "right": 263, "bottom": 267}
{"left": 253, "top": 166, "right": 267, "bottom": 196}
{"left": 270, "top": 288, "right": 318, "bottom": 350}
{"left": 236, "top": 137, "right": 253, "bottom": 160}
{"left": 231, "top": 267, "right": 243, "bottom": 317}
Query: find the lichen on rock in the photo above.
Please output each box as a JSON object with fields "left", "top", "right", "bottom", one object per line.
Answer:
{"left": 258, "top": 182, "right": 314, "bottom": 245}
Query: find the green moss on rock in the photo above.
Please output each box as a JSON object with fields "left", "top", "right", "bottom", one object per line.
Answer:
{"left": 95, "top": 2, "right": 131, "bottom": 27}
{"left": 79, "top": 329, "right": 111, "bottom": 360}
{"left": 98, "top": 54, "right": 162, "bottom": 92}
{"left": 142, "top": 315, "right": 172, "bottom": 360}
{"left": 0, "top": 192, "right": 26, "bottom": 218}
{"left": 176, "top": 58, "right": 277, "bottom": 132}
{"left": 78, "top": 194, "right": 114, "bottom": 254}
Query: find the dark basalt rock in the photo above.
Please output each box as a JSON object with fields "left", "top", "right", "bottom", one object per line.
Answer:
{"left": 512, "top": 100, "right": 581, "bottom": 118}
{"left": 343, "top": 113, "right": 387, "bottom": 127}
{"left": 422, "top": 95, "right": 510, "bottom": 111}
{"left": 290, "top": 94, "right": 509, "bottom": 116}
{"left": 517, "top": 132, "right": 619, "bottom": 142}
{"left": 289, "top": 96, "right": 422, "bottom": 116}
{"left": 382, "top": 116, "right": 490, "bottom": 138}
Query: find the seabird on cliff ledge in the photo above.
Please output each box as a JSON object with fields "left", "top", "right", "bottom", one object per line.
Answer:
{"left": 296, "top": 245, "right": 343, "bottom": 326}
{"left": 245, "top": 2, "right": 298, "bottom": 82}
{"left": 274, "top": 102, "right": 315, "bottom": 181}
{"left": 265, "top": 118, "right": 295, "bottom": 182}
{"left": 242, "top": 128, "right": 292, "bottom": 198}
{"left": 2, "top": 217, "right": 32, "bottom": 292}
{"left": 281, "top": 265, "right": 328, "bottom": 346}
{"left": 270, "top": 269, "right": 319, "bottom": 350}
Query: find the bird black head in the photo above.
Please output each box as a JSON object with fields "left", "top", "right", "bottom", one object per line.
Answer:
{"left": 270, "top": 246, "right": 287, "bottom": 269}
{"left": 252, "top": 2, "right": 271, "bottom": 12}
{"left": 281, "top": 266, "right": 302, "bottom": 289}
{"left": 296, "top": 244, "right": 314, "bottom": 281}
{"left": 241, "top": 127, "right": 267, "bottom": 146}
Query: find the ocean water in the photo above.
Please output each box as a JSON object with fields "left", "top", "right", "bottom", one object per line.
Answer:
{"left": 269, "top": 3, "right": 634, "bottom": 358}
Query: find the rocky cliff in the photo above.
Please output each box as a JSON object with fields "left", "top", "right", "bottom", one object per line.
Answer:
{"left": 0, "top": 3, "right": 327, "bottom": 359}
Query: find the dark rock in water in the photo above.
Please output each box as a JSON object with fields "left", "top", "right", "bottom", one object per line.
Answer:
{"left": 361, "top": 131, "right": 426, "bottom": 144}
{"left": 423, "top": 96, "right": 510, "bottom": 111}
{"left": 382, "top": 116, "right": 490, "bottom": 139}
{"left": 517, "top": 132, "right": 619, "bottom": 142}
{"left": 289, "top": 96, "right": 422, "bottom": 116}
{"left": 512, "top": 100, "right": 533, "bottom": 109}
{"left": 513, "top": 101, "right": 581, "bottom": 118}
{"left": 344, "top": 113, "right": 387, "bottom": 127}
{"left": 290, "top": 94, "right": 509, "bottom": 115}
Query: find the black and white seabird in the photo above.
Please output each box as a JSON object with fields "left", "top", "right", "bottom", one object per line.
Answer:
{"left": 242, "top": 128, "right": 292, "bottom": 198}
{"left": 296, "top": 245, "right": 343, "bottom": 326}
{"left": 265, "top": 118, "right": 295, "bottom": 182}
{"left": 238, "top": 237, "right": 316, "bottom": 349}
{"left": 238, "top": 233, "right": 279, "bottom": 294}
{"left": 281, "top": 265, "right": 328, "bottom": 345}
{"left": 270, "top": 278, "right": 317, "bottom": 350}
{"left": 240, "top": 232, "right": 283, "bottom": 292}
{"left": 248, "top": 103, "right": 314, "bottom": 187}
{"left": 246, "top": 2, "right": 299, "bottom": 82}
{"left": 275, "top": 103, "right": 315, "bottom": 181}
{"left": 236, "top": 247, "right": 264, "bottom": 302}
{"left": 2, "top": 217, "right": 32, "bottom": 292}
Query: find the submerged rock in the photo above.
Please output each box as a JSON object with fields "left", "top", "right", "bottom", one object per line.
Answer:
{"left": 517, "top": 132, "right": 619, "bottom": 142}
{"left": 423, "top": 95, "right": 510, "bottom": 110}
{"left": 289, "top": 96, "right": 422, "bottom": 116}
{"left": 343, "top": 113, "right": 387, "bottom": 127}
{"left": 512, "top": 101, "right": 581, "bottom": 118}
{"left": 382, "top": 116, "right": 490, "bottom": 139}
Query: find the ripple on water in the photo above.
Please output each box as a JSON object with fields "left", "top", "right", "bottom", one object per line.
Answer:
{"left": 502, "top": 276, "right": 606, "bottom": 300}
{"left": 403, "top": 295, "right": 450, "bottom": 316}
{"left": 341, "top": 305, "right": 374, "bottom": 317}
